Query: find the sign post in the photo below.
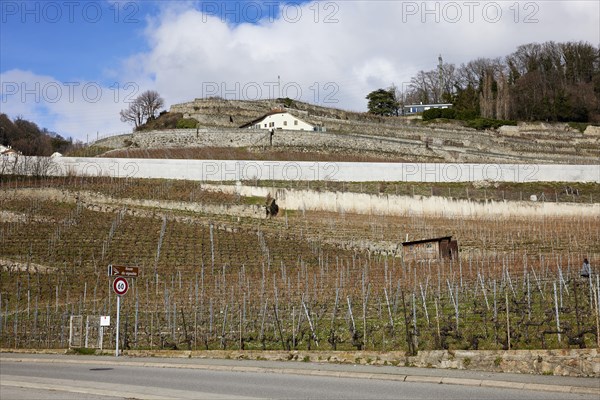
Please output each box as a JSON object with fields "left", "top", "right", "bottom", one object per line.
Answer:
{"left": 116, "top": 296, "right": 120, "bottom": 357}
{"left": 112, "top": 277, "right": 129, "bottom": 357}
{"left": 99, "top": 316, "right": 110, "bottom": 351}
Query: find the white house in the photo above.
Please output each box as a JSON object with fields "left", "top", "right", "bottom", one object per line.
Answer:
{"left": 0, "top": 145, "right": 20, "bottom": 156}
{"left": 240, "top": 110, "right": 315, "bottom": 131}
{"left": 403, "top": 103, "right": 453, "bottom": 115}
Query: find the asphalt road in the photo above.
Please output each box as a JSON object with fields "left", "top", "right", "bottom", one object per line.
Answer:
{"left": 2, "top": 355, "right": 599, "bottom": 400}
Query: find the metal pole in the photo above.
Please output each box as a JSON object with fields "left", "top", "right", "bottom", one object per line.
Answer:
{"left": 115, "top": 295, "right": 121, "bottom": 357}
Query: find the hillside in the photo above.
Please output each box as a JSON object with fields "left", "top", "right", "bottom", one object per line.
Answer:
{"left": 1, "top": 174, "right": 599, "bottom": 354}
{"left": 93, "top": 99, "right": 600, "bottom": 164}
{"left": 169, "top": 98, "right": 400, "bottom": 130}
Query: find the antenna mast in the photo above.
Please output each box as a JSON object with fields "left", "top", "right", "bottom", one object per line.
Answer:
{"left": 438, "top": 54, "right": 443, "bottom": 103}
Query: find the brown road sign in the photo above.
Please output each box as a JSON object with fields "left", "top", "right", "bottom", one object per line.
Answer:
{"left": 108, "top": 265, "right": 139, "bottom": 277}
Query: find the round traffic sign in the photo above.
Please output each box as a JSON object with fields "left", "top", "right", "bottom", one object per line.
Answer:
{"left": 113, "top": 277, "right": 129, "bottom": 296}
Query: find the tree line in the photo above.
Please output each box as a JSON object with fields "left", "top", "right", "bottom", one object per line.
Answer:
{"left": 367, "top": 41, "right": 600, "bottom": 123}
{"left": 0, "top": 114, "right": 76, "bottom": 156}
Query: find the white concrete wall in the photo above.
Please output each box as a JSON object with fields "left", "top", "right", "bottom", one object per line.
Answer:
{"left": 206, "top": 184, "right": 600, "bottom": 218}
{"left": 3, "top": 156, "right": 599, "bottom": 183}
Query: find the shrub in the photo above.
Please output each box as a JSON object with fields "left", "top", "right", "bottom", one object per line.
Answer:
{"left": 176, "top": 118, "right": 199, "bottom": 129}
{"left": 137, "top": 112, "right": 183, "bottom": 131}
{"left": 440, "top": 108, "right": 456, "bottom": 119}
{"left": 466, "top": 118, "right": 516, "bottom": 130}
{"left": 422, "top": 108, "right": 442, "bottom": 121}
{"left": 456, "top": 110, "right": 479, "bottom": 120}
{"left": 568, "top": 122, "right": 589, "bottom": 133}
{"left": 423, "top": 108, "right": 456, "bottom": 121}
{"left": 282, "top": 97, "right": 295, "bottom": 108}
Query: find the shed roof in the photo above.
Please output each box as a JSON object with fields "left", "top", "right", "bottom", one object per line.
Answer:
{"left": 402, "top": 236, "right": 453, "bottom": 246}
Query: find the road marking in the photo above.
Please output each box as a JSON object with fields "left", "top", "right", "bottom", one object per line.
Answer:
{"left": 1, "top": 375, "right": 263, "bottom": 400}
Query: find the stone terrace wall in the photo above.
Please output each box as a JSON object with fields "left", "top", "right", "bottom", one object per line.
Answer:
{"left": 3, "top": 347, "right": 598, "bottom": 377}
{"left": 9, "top": 348, "right": 587, "bottom": 377}
{"left": 126, "top": 126, "right": 599, "bottom": 165}
{"left": 92, "top": 133, "right": 133, "bottom": 149}
{"left": 129, "top": 128, "right": 425, "bottom": 155}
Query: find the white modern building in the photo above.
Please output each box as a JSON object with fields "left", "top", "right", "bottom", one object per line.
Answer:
{"left": 403, "top": 103, "right": 453, "bottom": 115}
{"left": 240, "top": 110, "right": 315, "bottom": 131}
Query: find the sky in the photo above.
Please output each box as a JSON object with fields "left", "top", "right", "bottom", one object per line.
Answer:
{"left": 1, "top": 0, "right": 599, "bottom": 142}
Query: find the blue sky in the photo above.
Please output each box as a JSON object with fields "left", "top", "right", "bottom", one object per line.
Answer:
{"left": 2, "top": 1, "right": 151, "bottom": 82}
{"left": 1, "top": 1, "right": 303, "bottom": 83}
{"left": 1, "top": 1, "right": 599, "bottom": 141}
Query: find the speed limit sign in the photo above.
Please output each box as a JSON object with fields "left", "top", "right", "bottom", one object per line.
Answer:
{"left": 113, "top": 277, "right": 129, "bottom": 296}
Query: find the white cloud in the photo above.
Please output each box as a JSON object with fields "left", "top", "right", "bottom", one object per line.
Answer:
{"left": 1, "top": 69, "right": 136, "bottom": 141}
{"left": 2, "top": 1, "right": 598, "bottom": 141}
{"left": 129, "top": 0, "right": 600, "bottom": 111}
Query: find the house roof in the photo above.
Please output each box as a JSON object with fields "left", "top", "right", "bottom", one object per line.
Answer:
{"left": 0, "top": 145, "right": 20, "bottom": 155}
{"left": 239, "top": 110, "right": 286, "bottom": 128}
{"left": 239, "top": 109, "right": 314, "bottom": 129}
{"left": 403, "top": 103, "right": 453, "bottom": 108}
{"left": 402, "top": 236, "right": 453, "bottom": 246}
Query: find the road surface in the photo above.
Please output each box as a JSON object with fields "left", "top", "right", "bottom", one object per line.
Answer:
{"left": 1, "top": 354, "right": 598, "bottom": 399}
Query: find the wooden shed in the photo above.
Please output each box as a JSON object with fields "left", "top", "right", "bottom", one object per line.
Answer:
{"left": 402, "top": 236, "right": 458, "bottom": 261}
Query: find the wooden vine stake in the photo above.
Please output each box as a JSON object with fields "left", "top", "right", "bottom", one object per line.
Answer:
{"left": 505, "top": 289, "right": 510, "bottom": 350}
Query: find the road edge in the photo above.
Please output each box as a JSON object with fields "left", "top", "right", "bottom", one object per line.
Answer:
{"left": 2, "top": 356, "right": 598, "bottom": 396}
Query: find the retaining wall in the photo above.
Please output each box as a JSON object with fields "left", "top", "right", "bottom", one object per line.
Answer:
{"left": 5, "top": 348, "right": 597, "bottom": 377}
{"left": 3, "top": 156, "right": 599, "bottom": 183}
{"left": 101, "top": 123, "right": 599, "bottom": 164}
{"left": 205, "top": 184, "right": 600, "bottom": 218}
{"left": 120, "top": 348, "right": 600, "bottom": 377}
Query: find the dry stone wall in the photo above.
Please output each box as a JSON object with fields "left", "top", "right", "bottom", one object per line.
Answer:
{"left": 92, "top": 133, "right": 132, "bottom": 149}
{"left": 123, "top": 125, "right": 599, "bottom": 164}
{"left": 65, "top": 348, "right": 600, "bottom": 377}
{"left": 129, "top": 128, "right": 424, "bottom": 155}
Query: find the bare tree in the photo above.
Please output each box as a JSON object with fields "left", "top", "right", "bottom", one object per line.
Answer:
{"left": 138, "top": 90, "right": 165, "bottom": 121}
{"left": 120, "top": 98, "right": 145, "bottom": 128}
{"left": 119, "top": 90, "right": 165, "bottom": 128}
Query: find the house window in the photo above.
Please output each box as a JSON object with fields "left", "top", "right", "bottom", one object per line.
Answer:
{"left": 283, "top": 121, "right": 287, "bottom": 126}
{"left": 294, "top": 120, "right": 298, "bottom": 125}
{"left": 264, "top": 123, "right": 267, "bottom": 128}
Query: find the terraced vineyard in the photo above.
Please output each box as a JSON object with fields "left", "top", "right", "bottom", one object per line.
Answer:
{"left": 1, "top": 175, "right": 599, "bottom": 352}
